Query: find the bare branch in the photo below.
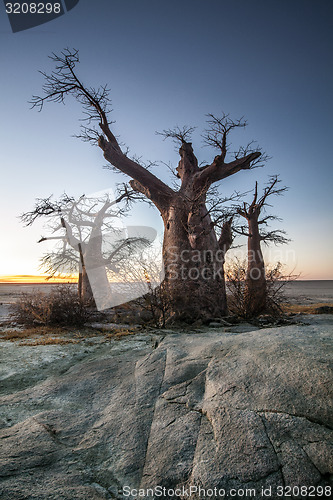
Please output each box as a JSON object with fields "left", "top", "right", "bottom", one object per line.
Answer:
{"left": 235, "top": 176, "right": 289, "bottom": 246}
{"left": 233, "top": 142, "right": 270, "bottom": 168}
{"left": 30, "top": 48, "right": 117, "bottom": 146}
{"left": 20, "top": 194, "right": 74, "bottom": 226}
{"left": 197, "top": 151, "right": 261, "bottom": 186}
{"left": 156, "top": 125, "right": 196, "bottom": 145}
{"left": 32, "top": 48, "right": 173, "bottom": 211}
{"left": 103, "top": 237, "right": 150, "bottom": 266}
{"left": 205, "top": 187, "right": 247, "bottom": 230}
{"left": 237, "top": 175, "right": 288, "bottom": 221}
{"left": 232, "top": 225, "right": 250, "bottom": 237}
{"left": 258, "top": 214, "right": 282, "bottom": 225}
{"left": 202, "top": 112, "right": 247, "bottom": 160}
{"left": 260, "top": 229, "right": 290, "bottom": 246}
{"left": 198, "top": 114, "right": 268, "bottom": 186}
{"left": 257, "top": 175, "right": 288, "bottom": 209}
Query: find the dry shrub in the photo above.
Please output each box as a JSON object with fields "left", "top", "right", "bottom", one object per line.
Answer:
{"left": 225, "top": 259, "right": 297, "bottom": 318}
{"left": 109, "top": 250, "right": 170, "bottom": 327}
{"left": 139, "top": 277, "right": 170, "bottom": 328}
{"left": 11, "top": 285, "right": 89, "bottom": 327}
{"left": 225, "top": 258, "right": 248, "bottom": 317}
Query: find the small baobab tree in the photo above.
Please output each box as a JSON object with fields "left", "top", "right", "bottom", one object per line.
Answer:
{"left": 21, "top": 188, "right": 154, "bottom": 309}
{"left": 236, "top": 175, "right": 289, "bottom": 316}
{"left": 31, "top": 49, "right": 267, "bottom": 321}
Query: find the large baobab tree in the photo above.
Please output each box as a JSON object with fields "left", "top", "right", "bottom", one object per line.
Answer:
{"left": 31, "top": 49, "right": 264, "bottom": 321}
{"left": 236, "top": 176, "right": 289, "bottom": 316}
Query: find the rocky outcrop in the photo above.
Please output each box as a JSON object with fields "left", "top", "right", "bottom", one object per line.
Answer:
{"left": 0, "top": 317, "right": 332, "bottom": 499}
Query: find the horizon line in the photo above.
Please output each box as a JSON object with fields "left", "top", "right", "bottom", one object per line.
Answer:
{"left": 0, "top": 274, "right": 332, "bottom": 284}
{"left": 0, "top": 274, "right": 78, "bottom": 284}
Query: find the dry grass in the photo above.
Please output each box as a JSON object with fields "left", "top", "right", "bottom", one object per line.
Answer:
{"left": 0, "top": 324, "right": 137, "bottom": 345}
{"left": 1, "top": 326, "right": 71, "bottom": 341}
{"left": 281, "top": 302, "right": 333, "bottom": 314}
{"left": 104, "top": 329, "right": 136, "bottom": 339}
{"left": 19, "top": 338, "right": 80, "bottom": 346}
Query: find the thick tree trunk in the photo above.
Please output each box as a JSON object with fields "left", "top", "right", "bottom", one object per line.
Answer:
{"left": 245, "top": 218, "right": 267, "bottom": 316}
{"left": 161, "top": 194, "right": 228, "bottom": 322}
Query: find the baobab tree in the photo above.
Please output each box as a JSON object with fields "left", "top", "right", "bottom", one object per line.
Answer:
{"left": 31, "top": 49, "right": 265, "bottom": 321}
{"left": 236, "top": 176, "right": 289, "bottom": 316}
{"left": 21, "top": 189, "right": 155, "bottom": 309}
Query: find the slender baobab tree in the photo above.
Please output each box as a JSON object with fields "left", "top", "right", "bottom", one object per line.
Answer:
{"left": 21, "top": 188, "right": 151, "bottom": 308}
{"left": 31, "top": 49, "right": 265, "bottom": 321}
{"left": 236, "top": 176, "right": 289, "bottom": 316}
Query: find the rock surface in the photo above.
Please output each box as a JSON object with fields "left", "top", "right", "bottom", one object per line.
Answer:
{"left": 0, "top": 316, "right": 332, "bottom": 499}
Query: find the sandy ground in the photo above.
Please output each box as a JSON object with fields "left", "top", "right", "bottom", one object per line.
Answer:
{"left": 282, "top": 280, "right": 333, "bottom": 304}
{"left": 0, "top": 283, "right": 76, "bottom": 304}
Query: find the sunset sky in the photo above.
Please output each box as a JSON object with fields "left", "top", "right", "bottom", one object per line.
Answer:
{"left": 0, "top": 0, "right": 332, "bottom": 281}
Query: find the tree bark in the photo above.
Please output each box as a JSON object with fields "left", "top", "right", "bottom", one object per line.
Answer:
{"left": 77, "top": 243, "right": 95, "bottom": 307}
{"left": 161, "top": 194, "right": 228, "bottom": 321}
{"left": 244, "top": 216, "right": 267, "bottom": 316}
{"left": 79, "top": 263, "right": 96, "bottom": 307}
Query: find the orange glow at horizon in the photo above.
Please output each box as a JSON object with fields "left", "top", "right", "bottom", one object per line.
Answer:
{"left": 0, "top": 274, "right": 78, "bottom": 284}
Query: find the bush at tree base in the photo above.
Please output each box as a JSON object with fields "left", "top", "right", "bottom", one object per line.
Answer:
{"left": 225, "top": 259, "right": 296, "bottom": 318}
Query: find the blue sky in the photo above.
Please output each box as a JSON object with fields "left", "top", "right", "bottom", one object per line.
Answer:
{"left": 0, "top": 0, "right": 332, "bottom": 278}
